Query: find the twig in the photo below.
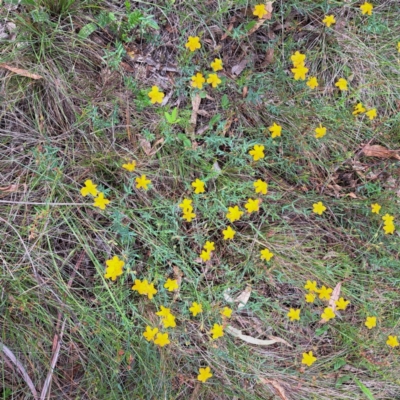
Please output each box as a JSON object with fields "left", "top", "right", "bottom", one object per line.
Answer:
{"left": 0, "top": 341, "right": 39, "bottom": 399}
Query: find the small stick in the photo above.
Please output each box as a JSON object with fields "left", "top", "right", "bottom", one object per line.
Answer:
{"left": 0, "top": 341, "right": 39, "bottom": 399}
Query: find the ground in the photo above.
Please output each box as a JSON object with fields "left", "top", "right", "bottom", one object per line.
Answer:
{"left": 1, "top": 0, "right": 400, "bottom": 399}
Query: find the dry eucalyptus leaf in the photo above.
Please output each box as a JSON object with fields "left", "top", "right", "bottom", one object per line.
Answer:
{"left": 231, "top": 58, "right": 248, "bottom": 76}
{"left": 226, "top": 326, "right": 288, "bottom": 346}
{"left": 223, "top": 288, "right": 235, "bottom": 303}
{"left": 328, "top": 282, "right": 342, "bottom": 312}
{"left": 362, "top": 144, "right": 400, "bottom": 160}
{"left": 0, "top": 184, "right": 21, "bottom": 193}
{"left": 236, "top": 286, "right": 251, "bottom": 309}
{"left": 0, "top": 64, "right": 42, "bottom": 80}
{"left": 259, "top": 379, "right": 288, "bottom": 400}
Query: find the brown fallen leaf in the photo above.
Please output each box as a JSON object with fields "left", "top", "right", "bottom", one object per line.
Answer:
{"left": 361, "top": 144, "right": 400, "bottom": 160}
{"left": 139, "top": 136, "right": 164, "bottom": 156}
{"left": 187, "top": 93, "right": 201, "bottom": 140}
{"left": 0, "top": 184, "right": 21, "bottom": 193}
{"left": 221, "top": 16, "right": 237, "bottom": 41}
{"left": 226, "top": 326, "right": 289, "bottom": 346}
{"left": 247, "top": 1, "right": 274, "bottom": 36}
{"left": 231, "top": 58, "right": 248, "bottom": 76}
{"left": 328, "top": 282, "right": 342, "bottom": 313}
{"left": 259, "top": 378, "right": 288, "bottom": 400}
{"left": 0, "top": 63, "right": 42, "bottom": 80}
{"left": 236, "top": 286, "right": 252, "bottom": 309}
{"left": 260, "top": 47, "right": 274, "bottom": 68}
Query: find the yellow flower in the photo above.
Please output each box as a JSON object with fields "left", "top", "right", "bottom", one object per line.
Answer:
{"left": 382, "top": 214, "right": 394, "bottom": 224}
{"left": 335, "top": 297, "right": 350, "bottom": 311}
{"left": 146, "top": 282, "right": 158, "bottom": 300}
{"left": 191, "top": 178, "right": 205, "bottom": 194}
{"left": 132, "top": 279, "right": 157, "bottom": 299}
{"left": 291, "top": 51, "right": 306, "bottom": 67}
{"left": 203, "top": 241, "right": 215, "bottom": 252}
{"left": 398, "top": 42, "right": 400, "bottom": 53}
{"left": 383, "top": 223, "right": 395, "bottom": 235}
{"left": 191, "top": 72, "right": 206, "bottom": 89}
{"left": 161, "top": 313, "right": 176, "bottom": 328}
{"left": 291, "top": 64, "right": 309, "bottom": 80}
{"left": 249, "top": 144, "right": 265, "bottom": 161}
{"left": 189, "top": 302, "right": 203, "bottom": 317}
{"left": 335, "top": 78, "right": 348, "bottom": 91}
{"left": 245, "top": 198, "right": 259, "bottom": 213}
{"left": 352, "top": 102, "right": 366, "bottom": 115}
{"left": 211, "top": 58, "right": 223, "bottom": 72}
{"left": 306, "top": 76, "right": 319, "bottom": 89}
{"left": 210, "top": 323, "right": 224, "bottom": 339}
{"left": 93, "top": 192, "right": 110, "bottom": 210}
{"left": 269, "top": 122, "right": 282, "bottom": 138}
{"left": 179, "top": 198, "right": 193, "bottom": 213}
{"left": 305, "top": 293, "right": 316, "bottom": 303}
{"left": 207, "top": 73, "right": 222, "bottom": 88}
{"left": 321, "top": 307, "right": 335, "bottom": 321}
{"left": 135, "top": 174, "right": 151, "bottom": 190}
{"left": 182, "top": 210, "right": 196, "bottom": 222}
{"left": 143, "top": 326, "right": 158, "bottom": 342}
{"left": 371, "top": 203, "right": 381, "bottom": 214}
{"left": 318, "top": 286, "right": 332, "bottom": 300}
{"left": 226, "top": 206, "right": 243, "bottom": 223}
{"left": 302, "top": 351, "right": 317, "bottom": 367}
{"left": 164, "top": 278, "right": 179, "bottom": 292}
{"left": 104, "top": 255, "right": 124, "bottom": 281}
{"left": 156, "top": 305, "right": 171, "bottom": 318}
{"left": 132, "top": 279, "right": 148, "bottom": 295}
{"left": 287, "top": 308, "right": 301, "bottom": 321}
{"left": 304, "top": 280, "right": 318, "bottom": 292}
{"left": 154, "top": 332, "right": 170, "bottom": 347}
{"left": 365, "top": 108, "right": 377, "bottom": 120}
{"left": 200, "top": 250, "right": 211, "bottom": 262}
{"left": 360, "top": 1, "right": 373, "bottom": 15}
{"left": 122, "top": 161, "right": 136, "bottom": 172}
{"left": 221, "top": 307, "right": 233, "bottom": 318}
{"left": 253, "top": 4, "right": 268, "bottom": 18}
{"left": 197, "top": 366, "right": 213, "bottom": 383}
{"left": 386, "top": 335, "right": 399, "bottom": 348}
{"left": 81, "top": 179, "right": 98, "bottom": 197}
{"left": 254, "top": 179, "right": 268, "bottom": 195}
{"left": 365, "top": 316, "right": 376, "bottom": 329}
{"left": 313, "top": 201, "right": 326, "bottom": 215}
{"left": 314, "top": 124, "right": 327, "bottom": 139}
{"left": 185, "top": 36, "right": 201, "bottom": 52}
{"left": 260, "top": 248, "right": 274, "bottom": 261}
{"left": 148, "top": 86, "right": 164, "bottom": 104}
{"left": 322, "top": 14, "right": 336, "bottom": 27}
{"left": 222, "top": 226, "right": 236, "bottom": 240}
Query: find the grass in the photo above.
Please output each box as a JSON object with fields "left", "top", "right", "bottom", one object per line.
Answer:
{"left": 1, "top": 0, "right": 400, "bottom": 398}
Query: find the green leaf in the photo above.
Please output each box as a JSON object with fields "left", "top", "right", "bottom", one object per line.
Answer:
{"left": 164, "top": 107, "right": 180, "bottom": 124}
{"left": 333, "top": 358, "right": 347, "bottom": 371}
{"left": 177, "top": 133, "right": 191, "bottom": 148}
{"left": 353, "top": 377, "right": 376, "bottom": 400}
{"left": 78, "top": 23, "right": 98, "bottom": 39}
{"left": 315, "top": 324, "right": 329, "bottom": 336}
{"left": 244, "top": 21, "right": 256, "bottom": 32}
{"left": 335, "top": 375, "right": 352, "bottom": 388}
